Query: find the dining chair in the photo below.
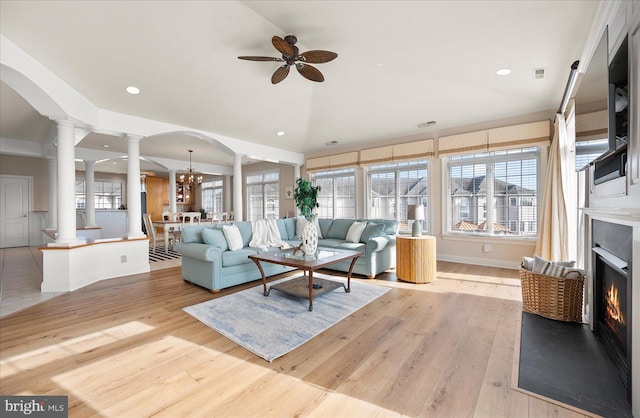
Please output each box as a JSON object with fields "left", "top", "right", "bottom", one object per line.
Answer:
{"left": 144, "top": 214, "right": 167, "bottom": 253}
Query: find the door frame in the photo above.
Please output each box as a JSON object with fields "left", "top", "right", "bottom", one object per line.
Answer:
{"left": 0, "top": 174, "right": 33, "bottom": 248}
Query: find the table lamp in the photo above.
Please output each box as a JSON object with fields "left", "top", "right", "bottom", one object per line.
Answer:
{"left": 412, "top": 204, "right": 424, "bottom": 237}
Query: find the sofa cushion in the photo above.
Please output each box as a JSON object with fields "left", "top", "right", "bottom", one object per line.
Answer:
{"left": 181, "top": 225, "right": 205, "bottom": 244}
{"left": 337, "top": 242, "right": 365, "bottom": 252}
{"left": 365, "top": 219, "right": 398, "bottom": 235}
{"left": 275, "top": 219, "right": 289, "bottom": 241}
{"left": 283, "top": 218, "right": 296, "bottom": 240}
{"left": 234, "top": 221, "right": 253, "bottom": 247}
{"left": 317, "top": 239, "right": 343, "bottom": 248}
{"left": 202, "top": 228, "right": 228, "bottom": 251}
{"left": 221, "top": 248, "right": 258, "bottom": 267}
{"left": 318, "top": 218, "right": 333, "bottom": 238}
{"left": 326, "top": 219, "right": 355, "bottom": 240}
{"left": 360, "top": 222, "right": 385, "bottom": 243}
{"left": 346, "top": 221, "right": 367, "bottom": 243}
{"left": 222, "top": 224, "right": 243, "bottom": 251}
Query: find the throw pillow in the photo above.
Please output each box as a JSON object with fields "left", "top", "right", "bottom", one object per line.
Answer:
{"left": 327, "top": 219, "right": 355, "bottom": 240}
{"left": 202, "top": 228, "right": 228, "bottom": 251}
{"left": 345, "top": 221, "right": 367, "bottom": 243}
{"left": 222, "top": 224, "right": 243, "bottom": 251}
{"left": 360, "top": 222, "right": 385, "bottom": 243}
{"left": 532, "top": 255, "right": 579, "bottom": 277}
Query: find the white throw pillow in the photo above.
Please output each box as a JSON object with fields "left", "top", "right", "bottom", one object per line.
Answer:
{"left": 222, "top": 224, "right": 243, "bottom": 251}
{"left": 345, "top": 221, "right": 367, "bottom": 243}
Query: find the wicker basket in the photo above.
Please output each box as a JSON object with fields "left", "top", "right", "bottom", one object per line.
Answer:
{"left": 520, "top": 268, "right": 585, "bottom": 322}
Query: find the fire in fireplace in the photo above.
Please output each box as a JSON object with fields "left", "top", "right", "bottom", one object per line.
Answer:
{"left": 605, "top": 282, "right": 626, "bottom": 334}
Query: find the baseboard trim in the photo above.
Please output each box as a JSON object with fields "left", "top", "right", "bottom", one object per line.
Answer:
{"left": 437, "top": 254, "right": 520, "bottom": 270}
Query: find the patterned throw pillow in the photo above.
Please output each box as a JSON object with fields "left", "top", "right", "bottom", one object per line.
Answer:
{"left": 532, "top": 255, "right": 581, "bottom": 278}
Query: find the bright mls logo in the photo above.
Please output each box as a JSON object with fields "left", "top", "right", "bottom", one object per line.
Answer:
{"left": 1, "top": 396, "right": 67, "bottom": 417}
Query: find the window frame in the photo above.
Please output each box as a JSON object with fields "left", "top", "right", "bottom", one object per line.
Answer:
{"left": 309, "top": 168, "right": 357, "bottom": 219}
{"left": 246, "top": 170, "right": 279, "bottom": 220}
{"left": 442, "top": 147, "right": 542, "bottom": 240}
{"left": 364, "top": 159, "right": 429, "bottom": 234}
{"left": 201, "top": 178, "right": 224, "bottom": 216}
{"left": 75, "top": 180, "right": 124, "bottom": 210}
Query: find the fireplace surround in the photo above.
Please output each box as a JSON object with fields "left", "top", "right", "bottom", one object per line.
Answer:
{"left": 592, "top": 219, "right": 633, "bottom": 399}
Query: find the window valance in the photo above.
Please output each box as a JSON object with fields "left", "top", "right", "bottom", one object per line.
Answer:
{"left": 438, "top": 120, "right": 551, "bottom": 156}
{"left": 306, "top": 151, "right": 359, "bottom": 172}
{"left": 359, "top": 139, "right": 434, "bottom": 165}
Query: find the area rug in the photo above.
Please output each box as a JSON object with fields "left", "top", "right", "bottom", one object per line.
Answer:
{"left": 183, "top": 275, "right": 390, "bottom": 362}
{"left": 148, "top": 246, "right": 181, "bottom": 262}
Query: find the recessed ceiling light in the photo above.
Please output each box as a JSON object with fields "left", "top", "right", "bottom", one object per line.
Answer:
{"left": 126, "top": 86, "right": 140, "bottom": 95}
{"left": 103, "top": 144, "right": 109, "bottom": 148}
{"left": 325, "top": 140, "right": 339, "bottom": 146}
{"left": 496, "top": 68, "right": 512, "bottom": 76}
{"left": 276, "top": 131, "right": 285, "bottom": 136}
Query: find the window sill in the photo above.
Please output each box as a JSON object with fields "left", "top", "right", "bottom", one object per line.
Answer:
{"left": 440, "top": 233, "right": 537, "bottom": 246}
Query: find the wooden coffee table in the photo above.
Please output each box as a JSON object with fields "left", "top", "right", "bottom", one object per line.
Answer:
{"left": 248, "top": 247, "right": 362, "bottom": 311}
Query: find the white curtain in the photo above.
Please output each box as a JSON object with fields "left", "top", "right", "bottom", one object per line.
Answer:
{"left": 536, "top": 113, "right": 574, "bottom": 261}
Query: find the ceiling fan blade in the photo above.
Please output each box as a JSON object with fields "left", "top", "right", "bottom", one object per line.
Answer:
{"left": 296, "top": 63, "right": 324, "bottom": 82}
{"left": 271, "top": 65, "right": 290, "bottom": 84}
{"left": 238, "top": 56, "right": 283, "bottom": 62}
{"left": 272, "top": 36, "right": 294, "bottom": 56}
{"left": 298, "top": 50, "right": 338, "bottom": 64}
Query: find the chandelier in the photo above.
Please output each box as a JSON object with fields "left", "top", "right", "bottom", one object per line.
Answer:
{"left": 178, "top": 150, "right": 203, "bottom": 197}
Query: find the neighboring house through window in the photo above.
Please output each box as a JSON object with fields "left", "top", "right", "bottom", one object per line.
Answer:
{"left": 446, "top": 147, "right": 539, "bottom": 237}
{"left": 366, "top": 160, "right": 429, "bottom": 233}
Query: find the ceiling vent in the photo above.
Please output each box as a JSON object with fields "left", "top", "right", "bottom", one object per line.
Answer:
{"left": 417, "top": 121, "right": 437, "bottom": 128}
{"left": 533, "top": 68, "right": 546, "bottom": 79}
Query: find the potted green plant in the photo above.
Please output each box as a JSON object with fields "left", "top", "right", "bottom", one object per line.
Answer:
{"left": 293, "top": 178, "right": 321, "bottom": 256}
{"left": 293, "top": 177, "right": 321, "bottom": 220}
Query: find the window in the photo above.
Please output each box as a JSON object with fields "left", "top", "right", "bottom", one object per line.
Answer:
{"left": 446, "top": 147, "right": 539, "bottom": 237}
{"left": 366, "top": 160, "right": 428, "bottom": 233}
{"left": 246, "top": 170, "right": 279, "bottom": 221}
{"left": 201, "top": 179, "right": 223, "bottom": 215}
{"left": 75, "top": 181, "right": 123, "bottom": 210}
{"left": 309, "top": 168, "right": 356, "bottom": 218}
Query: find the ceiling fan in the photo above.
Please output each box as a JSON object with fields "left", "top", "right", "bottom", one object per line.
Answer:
{"left": 238, "top": 35, "right": 337, "bottom": 84}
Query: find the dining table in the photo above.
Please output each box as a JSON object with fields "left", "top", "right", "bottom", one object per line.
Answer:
{"left": 152, "top": 219, "right": 216, "bottom": 253}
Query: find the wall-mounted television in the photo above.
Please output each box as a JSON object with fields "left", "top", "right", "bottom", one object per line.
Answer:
{"left": 574, "top": 26, "right": 629, "bottom": 177}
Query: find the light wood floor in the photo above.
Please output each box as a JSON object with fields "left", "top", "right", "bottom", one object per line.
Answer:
{"left": 0, "top": 255, "right": 590, "bottom": 417}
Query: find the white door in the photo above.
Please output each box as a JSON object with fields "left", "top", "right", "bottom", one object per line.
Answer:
{"left": 0, "top": 176, "right": 30, "bottom": 248}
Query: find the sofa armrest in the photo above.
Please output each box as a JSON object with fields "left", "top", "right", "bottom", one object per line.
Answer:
{"left": 365, "top": 236, "right": 391, "bottom": 253}
{"left": 175, "top": 242, "right": 222, "bottom": 262}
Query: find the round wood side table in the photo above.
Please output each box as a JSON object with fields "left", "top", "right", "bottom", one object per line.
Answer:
{"left": 396, "top": 235, "right": 436, "bottom": 283}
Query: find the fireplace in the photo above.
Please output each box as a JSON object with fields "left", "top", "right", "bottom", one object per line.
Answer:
{"left": 592, "top": 220, "right": 633, "bottom": 401}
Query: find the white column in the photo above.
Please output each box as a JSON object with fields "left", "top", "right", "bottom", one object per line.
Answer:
{"left": 126, "top": 135, "right": 145, "bottom": 239}
{"left": 84, "top": 160, "right": 97, "bottom": 227}
{"left": 168, "top": 169, "right": 177, "bottom": 214}
{"left": 225, "top": 175, "right": 232, "bottom": 212}
{"left": 53, "top": 120, "right": 79, "bottom": 246}
{"left": 294, "top": 164, "right": 301, "bottom": 181}
{"left": 233, "top": 154, "right": 243, "bottom": 221}
{"left": 46, "top": 156, "right": 57, "bottom": 229}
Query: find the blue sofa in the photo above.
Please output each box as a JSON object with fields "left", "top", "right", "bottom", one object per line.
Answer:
{"left": 175, "top": 218, "right": 398, "bottom": 292}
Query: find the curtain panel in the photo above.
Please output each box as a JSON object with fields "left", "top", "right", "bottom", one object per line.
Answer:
{"left": 535, "top": 114, "right": 571, "bottom": 261}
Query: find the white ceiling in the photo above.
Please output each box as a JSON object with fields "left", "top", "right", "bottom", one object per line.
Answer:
{"left": 0, "top": 1, "right": 599, "bottom": 175}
